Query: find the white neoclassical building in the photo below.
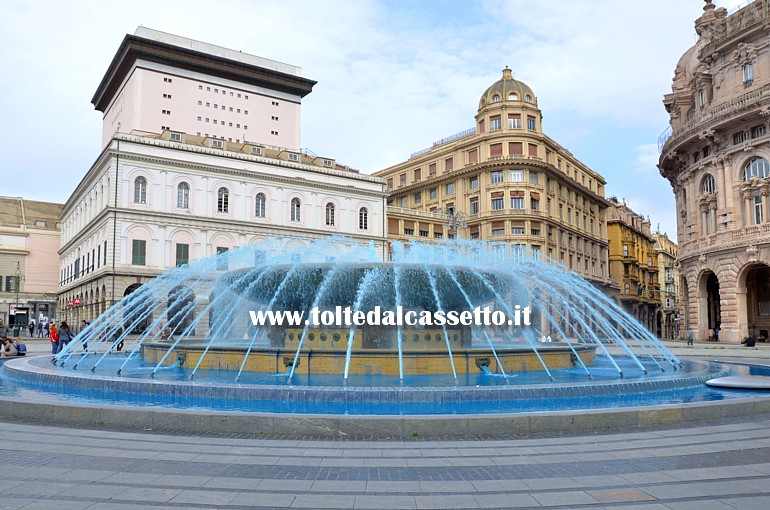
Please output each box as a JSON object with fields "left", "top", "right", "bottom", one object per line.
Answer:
{"left": 58, "top": 28, "right": 386, "bottom": 326}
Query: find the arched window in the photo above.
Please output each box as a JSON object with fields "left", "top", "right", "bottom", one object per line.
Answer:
{"left": 702, "top": 174, "right": 715, "bottom": 194}
{"left": 525, "top": 94, "right": 532, "bottom": 103}
{"left": 133, "top": 176, "right": 147, "bottom": 204}
{"left": 255, "top": 193, "right": 266, "bottom": 218}
{"left": 325, "top": 203, "right": 335, "bottom": 226}
{"left": 217, "top": 187, "right": 229, "bottom": 213}
{"left": 744, "top": 157, "right": 770, "bottom": 180}
{"left": 623, "top": 245, "right": 629, "bottom": 257}
{"left": 177, "top": 182, "right": 190, "bottom": 209}
{"left": 290, "top": 198, "right": 301, "bottom": 222}
{"left": 492, "top": 94, "right": 501, "bottom": 103}
{"left": 508, "top": 93, "right": 518, "bottom": 101}
{"left": 359, "top": 207, "right": 369, "bottom": 230}
{"left": 624, "top": 283, "right": 630, "bottom": 294}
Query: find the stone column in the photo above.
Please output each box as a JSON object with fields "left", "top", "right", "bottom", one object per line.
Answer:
{"left": 715, "top": 159, "right": 726, "bottom": 211}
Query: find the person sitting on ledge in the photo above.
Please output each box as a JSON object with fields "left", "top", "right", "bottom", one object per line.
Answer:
{"left": 0, "top": 336, "right": 18, "bottom": 357}
{"left": 742, "top": 335, "right": 756, "bottom": 347}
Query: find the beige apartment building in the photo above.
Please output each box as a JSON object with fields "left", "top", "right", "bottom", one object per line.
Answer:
{"left": 653, "top": 232, "right": 679, "bottom": 339}
{"left": 375, "top": 67, "right": 612, "bottom": 288}
{"left": 0, "top": 197, "right": 62, "bottom": 328}
{"left": 659, "top": 0, "right": 770, "bottom": 343}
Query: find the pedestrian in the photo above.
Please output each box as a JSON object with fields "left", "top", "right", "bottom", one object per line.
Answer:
{"left": 714, "top": 325, "right": 720, "bottom": 342}
{"left": 707, "top": 328, "right": 715, "bottom": 342}
{"left": 44, "top": 321, "right": 50, "bottom": 338}
{"left": 28, "top": 321, "right": 35, "bottom": 337}
{"left": 79, "top": 320, "right": 90, "bottom": 353}
{"left": 0, "top": 318, "right": 9, "bottom": 339}
{"left": 56, "top": 321, "right": 74, "bottom": 355}
{"left": 49, "top": 322, "right": 59, "bottom": 355}
{"left": 37, "top": 321, "right": 43, "bottom": 337}
{"left": 114, "top": 325, "right": 124, "bottom": 352}
{"left": 687, "top": 331, "right": 694, "bottom": 346}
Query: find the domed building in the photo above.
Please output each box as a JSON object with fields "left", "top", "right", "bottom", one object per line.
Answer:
{"left": 375, "top": 67, "right": 613, "bottom": 294}
{"left": 659, "top": 0, "right": 770, "bottom": 343}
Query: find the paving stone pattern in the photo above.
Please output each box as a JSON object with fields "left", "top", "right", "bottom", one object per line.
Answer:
{"left": 2, "top": 416, "right": 770, "bottom": 508}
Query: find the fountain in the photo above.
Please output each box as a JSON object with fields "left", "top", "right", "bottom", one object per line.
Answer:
{"left": 0, "top": 237, "right": 741, "bottom": 419}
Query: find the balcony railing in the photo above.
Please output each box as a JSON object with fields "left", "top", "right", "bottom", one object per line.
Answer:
{"left": 387, "top": 206, "right": 451, "bottom": 222}
{"left": 662, "top": 83, "right": 770, "bottom": 154}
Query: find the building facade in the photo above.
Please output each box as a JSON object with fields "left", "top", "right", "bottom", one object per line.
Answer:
{"left": 606, "top": 199, "right": 661, "bottom": 334}
{"left": 58, "top": 30, "right": 386, "bottom": 328}
{"left": 659, "top": 0, "right": 770, "bottom": 343}
{"left": 653, "top": 232, "right": 680, "bottom": 339}
{"left": 375, "top": 68, "right": 612, "bottom": 288}
{"left": 0, "top": 197, "right": 62, "bottom": 328}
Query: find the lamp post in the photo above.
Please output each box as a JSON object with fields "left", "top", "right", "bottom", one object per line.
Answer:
{"left": 13, "top": 262, "right": 23, "bottom": 335}
{"left": 446, "top": 209, "right": 468, "bottom": 239}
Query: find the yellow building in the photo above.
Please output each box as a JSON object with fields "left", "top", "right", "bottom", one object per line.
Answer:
{"left": 653, "top": 232, "right": 679, "bottom": 339}
{"left": 375, "top": 68, "right": 611, "bottom": 287}
{"left": 607, "top": 199, "right": 661, "bottom": 333}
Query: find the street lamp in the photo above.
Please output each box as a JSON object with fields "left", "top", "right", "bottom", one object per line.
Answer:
{"left": 13, "top": 262, "right": 23, "bottom": 334}
{"left": 446, "top": 209, "right": 468, "bottom": 238}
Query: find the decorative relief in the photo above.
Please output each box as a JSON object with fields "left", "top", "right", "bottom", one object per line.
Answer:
{"left": 747, "top": 244, "right": 759, "bottom": 263}
{"left": 731, "top": 42, "right": 757, "bottom": 66}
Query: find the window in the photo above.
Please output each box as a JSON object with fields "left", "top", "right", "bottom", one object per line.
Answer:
{"left": 490, "top": 115, "right": 501, "bottom": 130}
{"left": 510, "top": 170, "right": 524, "bottom": 182}
{"left": 131, "top": 240, "right": 146, "bottom": 266}
{"left": 469, "top": 176, "right": 479, "bottom": 189}
{"left": 255, "top": 193, "right": 266, "bottom": 218}
{"left": 744, "top": 157, "right": 770, "bottom": 180}
{"left": 511, "top": 226, "right": 525, "bottom": 235}
{"left": 446, "top": 182, "right": 455, "bottom": 195}
{"left": 470, "top": 197, "right": 479, "bottom": 214}
{"left": 754, "top": 196, "right": 764, "bottom": 224}
{"left": 529, "top": 171, "right": 539, "bottom": 184}
{"left": 491, "top": 198, "right": 504, "bottom": 210}
{"left": 170, "top": 132, "right": 182, "bottom": 142}
{"left": 508, "top": 114, "right": 521, "bottom": 129}
{"left": 525, "top": 94, "right": 532, "bottom": 103}
{"left": 217, "top": 187, "right": 229, "bottom": 213}
{"left": 325, "top": 203, "right": 335, "bottom": 226}
{"left": 752, "top": 125, "right": 767, "bottom": 138}
{"left": 527, "top": 116, "right": 536, "bottom": 130}
{"left": 429, "top": 188, "right": 437, "bottom": 200}
{"left": 419, "top": 230, "right": 429, "bottom": 237}
{"left": 445, "top": 157, "right": 454, "bottom": 172}
{"left": 492, "top": 94, "right": 501, "bottom": 103}
{"left": 508, "top": 93, "right": 518, "bottom": 101}
{"left": 291, "top": 198, "right": 301, "bottom": 222}
{"left": 104, "top": 240, "right": 107, "bottom": 265}
{"left": 288, "top": 153, "right": 299, "bottom": 162}
{"left": 170, "top": 183, "right": 188, "bottom": 211}
{"left": 216, "top": 247, "right": 229, "bottom": 271}
{"left": 734, "top": 131, "right": 748, "bottom": 144}
{"left": 212, "top": 139, "right": 224, "bottom": 148}
{"left": 531, "top": 198, "right": 540, "bottom": 210}
{"left": 702, "top": 175, "right": 715, "bottom": 194}
{"left": 399, "top": 174, "right": 407, "bottom": 186}
{"left": 492, "top": 227, "right": 505, "bottom": 236}
{"left": 743, "top": 64, "right": 754, "bottom": 86}
{"left": 252, "top": 146, "right": 263, "bottom": 156}
{"left": 97, "top": 245, "right": 101, "bottom": 268}
{"left": 399, "top": 197, "right": 408, "bottom": 208}
{"left": 699, "top": 89, "right": 705, "bottom": 108}
{"left": 163, "top": 77, "right": 172, "bottom": 83}
{"left": 623, "top": 245, "right": 629, "bottom": 257}
{"left": 133, "top": 177, "right": 147, "bottom": 204}
{"left": 491, "top": 171, "right": 504, "bottom": 184}
{"left": 175, "top": 243, "right": 189, "bottom": 267}
{"left": 404, "top": 228, "right": 414, "bottom": 235}
{"left": 511, "top": 197, "right": 524, "bottom": 209}
{"left": 414, "top": 192, "right": 422, "bottom": 204}
{"left": 359, "top": 207, "right": 369, "bottom": 230}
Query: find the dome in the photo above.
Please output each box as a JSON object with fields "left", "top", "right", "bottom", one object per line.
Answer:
{"left": 479, "top": 67, "right": 536, "bottom": 110}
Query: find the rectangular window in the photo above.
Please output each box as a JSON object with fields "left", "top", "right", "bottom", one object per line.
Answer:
{"left": 470, "top": 198, "right": 479, "bottom": 214}
{"left": 529, "top": 171, "right": 539, "bottom": 184}
{"left": 734, "top": 132, "right": 748, "bottom": 144}
{"left": 509, "top": 142, "right": 523, "bottom": 155}
{"left": 404, "top": 228, "right": 414, "bottom": 235}
{"left": 387, "top": 178, "right": 393, "bottom": 190}
{"left": 491, "top": 198, "right": 504, "bottom": 210}
{"left": 490, "top": 115, "right": 501, "bottom": 131}
{"left": 419, "top": 230, "right": 429, "bottom": 238}
{"left": 414, "top": 192, "right": 422, "bottom": 204}
{"left": 446, "top": 182, "right": 455, "bottom": 195}
{"left": 511, "top": 197, "right": 524, "bottom": 209}
{"left": 528, "top": 143, "right": 538, "bottom": 157}
{"left": 175, "top": 243, "right": 190, "bottom": 267}
{"left": 104, "top": 240, "right": 107, "bottom": 265}
{"left": 445, "top": 157, "right": 453, "bottom": 172}
{"left": 491, "top": 171, "right": 504, "bottom": 184}
{"left": 531, "top": 198, "right": 540, "bottom": 210}
{"left": 508, "top": 114, "right": 521, "bottom": 129}
{"left": 469, "top": 176, "right": 479, "bottom": 189}
{"left": 414, "top": 168, "right": 421, "bottom": 181}
{"left": 131, "top": 240, "right": 146, "bottom": 266}
{"left": 399, "top": 173, "right": 407, "bottom": 186}
{"left": 216, "top": 247, "right": 229, "bottom": 271}
{"left": 429, "top": 163, "right": 437, "bottom": 176}
{"left": 492, "top": 228, "right": 505, "bottom": 236}
{"left": 744, "top": 64, "right": 754, "bottom": 85}
{"left": 752, "top": 125, "right": 767, "bottom": 138}
{"left": 511, "top": 227, "right": 525, "bottom": 235}
{"left": 429, "top": 188, "right": 437, "bottom": 200}
{"left": 399, "top": 197, "right": 408, "bottom": 208}
{"left": 468, "top": 149, "right": 478, "bottom": 164}
{"left": 490, "top": 143, "right": 503, "bottom": 158}
{"left": 527, "top": 116, "right": 536, "bottom": 130}
{"left": 470, "top": 231, "right": 480, "bottom": 239}
{"left": 97, "top": 245, "right": 101, "bottom": 268}
{"left": 510, "top": 170, "right": 523, "bottom": 182}
{"left": 754, "top": 195, "right": 764, "bottom": 224}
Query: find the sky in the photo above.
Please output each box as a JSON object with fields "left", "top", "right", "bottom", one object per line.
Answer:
{"left": 0, "top": 0, "right": 734, "bottom": 238}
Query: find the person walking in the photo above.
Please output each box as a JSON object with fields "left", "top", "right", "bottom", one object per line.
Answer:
{"left": 79, "top": 320, "right": 90, "bottom": 353}
{"left": 0, "top": 318, "right": 9, "bottom": 339}
{"left": 37, "top": 321, "right": 43, "bottom": 338}
{"left": 56, "top": 321, "right": 74, "bottom": 355}
{"left": 49, "top": 322, "right": 59, "bottom": 355}
{"left": 28, "top": 321, "right": 35, "bottom": 337}
{"left": 44, "top": 321, "right": 50, "bottom": 338}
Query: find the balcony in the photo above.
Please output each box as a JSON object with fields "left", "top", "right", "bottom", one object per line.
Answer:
{"left": 387, "top": 207, "right": 450, "bottom": 222}
{"left": 661, "top": 83, "right": 770, "bottom": 155}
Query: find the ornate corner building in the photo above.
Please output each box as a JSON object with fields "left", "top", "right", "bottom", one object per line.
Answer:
{"left": 659, "top": 0, "right": 770, "bottom": 343}
{"left": 375, "top": 68, "right": 612, "bottom": 290}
